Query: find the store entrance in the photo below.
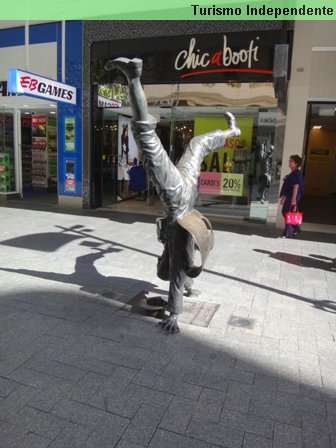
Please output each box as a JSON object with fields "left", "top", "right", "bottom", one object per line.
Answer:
{"left": 99, "top": 107, "right": 170, "bottom": 212}
{"left": 95, "top": 104, "right": 280, "bottom": 220}
{"left": 19, "top": 106, "right": 58, "bottom": 204}
{"left": 301, "top": 103, "right": 336, "bottom": 225}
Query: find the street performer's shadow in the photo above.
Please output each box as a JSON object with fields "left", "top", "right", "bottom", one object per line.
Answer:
{"left": 0, "top": 225, "right": 90, "bottom": 252}
{"left": 0, "top": 243, "right": 161, "bottom": 305}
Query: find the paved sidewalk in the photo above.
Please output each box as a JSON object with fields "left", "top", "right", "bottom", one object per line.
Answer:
{"left": 0, "top": 205, "right": 335, "bottom": 448}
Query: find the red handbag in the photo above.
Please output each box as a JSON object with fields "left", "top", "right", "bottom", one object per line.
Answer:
{"left": 285, "top": 210, "right": 303, "bottom": 225}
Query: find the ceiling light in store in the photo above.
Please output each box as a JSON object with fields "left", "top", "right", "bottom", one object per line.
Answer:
{"left": 312, "top": 125, "right": 322, "bottom": 129}
{"left": 22, "top": 104, "right": 29, "bottom": 107}
{"left": 49, "top": 104, "right": 57, "bottom": 107}
{"left": 24, "top": 112, "right": 31, "bottom": 115}
{"left": 50, "top": 111, "right": 56, "bottom": 114}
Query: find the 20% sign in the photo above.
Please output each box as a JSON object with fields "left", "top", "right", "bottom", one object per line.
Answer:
{"left": 220, "top": 173, "right": 244, "bottom": 196}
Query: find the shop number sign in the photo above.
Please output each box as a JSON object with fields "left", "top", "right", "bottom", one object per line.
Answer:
{"left": 198, "top": 172, "right": 243, "bottom": 196}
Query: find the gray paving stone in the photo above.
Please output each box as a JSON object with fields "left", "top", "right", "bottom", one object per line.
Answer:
{"left": 301, "top": 412, "right": 332, "bottom": 448}
{"left": 153, "top": 376, "right": 202, "bottom": 400}
{"left": 249, "top": 399, "right": 301, "bottom": 427}
{"left": 276, "top": 391, "right": 327, "bottom": 416}
{"left": 242, "top": 433, "right": 273, "bottom": 448}
{"left": 48, "top": 421, "right": 94, "bottom": 448}
{"left": 150, "top": 428, "right": 210, "bottom": 448}
{"left": 58, "top": 353, "right": 118, "bottom": 376}
{"left": 223, "top": 381, "right": 252, "bottom": 413}
{"left": 0, "top": 345, "right": 25, "bottom": 367}
{"left": 66, "top": 371, "right": 106, "bottom": 403}
{"left": 0, "top": 385, "right": 38, "bottom": 419}
{"left": 123, "top": 404, "right": 165, "bottom": 445}
{"left": 159, "top": 396, "right": 197, "bottom": 434}
{"left": 197, "top": 371, "right": 230, "bottom": 392}
{"left": 327, "top": 402, "right": 336, "bottom": 422}
{"left": 116, "top": 440, "right": 146, "bottom": 448}
{"left": 10, "top": 406, "right": 68, "bottom": 439}
{"left": 0, "top": 376, "right": 20, "bottom": 398}
{"left": 194, "top": 388, "right": 226, "bottom": 421}
{"left": 93, "top": 380, "right": 173, "bottom": 419}
{"left": 132, "top": 370, "right": 158, "bottom": 387}
{"left": 273, "top": 422, "right": 302, "bottom": 448}
{"left": 87, "top": 366, "right": 137, "bottom": 412}
{"left": 251, "top": 374, "right": 277, "bottom": 402}
{"left": 7, "top": 367, "right": 60, "bottom": 389}
{"left": 90, "top": 339, "right": 148, "bottom": 370}
{"left": 27, "top": 381, "right": 72, "bottom": 412}
{"left": 83, "top": 412, "right": 130, "bottom": 448}
{"left": 187, "top": 417, "right": 244, "bottom": 447}
{"left": 17, "top": 432, "right": 51, "bottom": 448}
{"left": 51, "top": 398, "right": 107, "bottom": 427}
{"left": 277, "top": 378, "right": 300, "bottom": 395}
{"left": 23, "top": 351, "right": 89, "bottom": 382}
{"left": 183, "top": 367, "right": 209, "bottom": 387}
{"left": 0, "top": 420, "right": 29, "bottom": 448}
{"left": 220, "top": 408, "right": 274, "bottom": 439}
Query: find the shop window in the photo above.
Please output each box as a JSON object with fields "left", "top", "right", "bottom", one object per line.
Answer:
{"left": 0, "top": 109, "right": 16, "bottom": 194}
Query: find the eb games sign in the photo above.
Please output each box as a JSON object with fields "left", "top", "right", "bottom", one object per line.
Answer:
{"left": 8, "top": 68, "right": 77, "bottom": 105}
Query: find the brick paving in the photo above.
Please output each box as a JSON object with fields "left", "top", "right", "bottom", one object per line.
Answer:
{"left": 0, "top": 205, "right": 335, "bottom": 447}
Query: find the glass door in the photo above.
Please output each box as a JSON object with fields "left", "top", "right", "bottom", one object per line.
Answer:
{"left": 0, "top": 106, "right": 20, "bottom": 195}
{"left": 301, "top": 102, "right": 336, "bottom": 225}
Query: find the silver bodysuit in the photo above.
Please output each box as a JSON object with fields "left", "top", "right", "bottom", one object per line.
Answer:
{"left": 131, "top": 116, "right": 227, "bottom": 220}
{"left": 131, "top": 116, "right": 227, "bottom": 314}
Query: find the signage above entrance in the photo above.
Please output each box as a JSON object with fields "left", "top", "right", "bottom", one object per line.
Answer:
{"left": 94, "top": 30, "right": 283, "bottom": 85}
{"left": 98, "top": 95, "right": 121, "bottom": 108}
{"left": 174, "top": 35, "right": 272, "bottom": 80}
{"left": 7, "top": 69, "right": 77, "bottom": 105}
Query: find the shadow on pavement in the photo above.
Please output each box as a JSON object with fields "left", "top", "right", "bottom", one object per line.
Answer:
{"left": 0, "top": 284, "right": 335, "bottom": 447}
{"left": 254, "top": 249, "right": 336, "bottom": 272}
{"left": 1, "top": 201, "right": 336, "bottom": 244}
{"left": 0, "top": 225, "right": 335, "bottom": 315}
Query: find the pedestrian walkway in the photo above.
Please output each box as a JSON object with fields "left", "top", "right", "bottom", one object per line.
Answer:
{"left": 0, "top": 206, "right": 335, "bottom": 448}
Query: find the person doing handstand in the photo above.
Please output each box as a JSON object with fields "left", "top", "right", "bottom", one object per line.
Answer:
{"left": 105, "top": 57, "right": 241, "bottom": 333}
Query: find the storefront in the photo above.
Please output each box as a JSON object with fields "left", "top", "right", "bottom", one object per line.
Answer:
{"left": 0, "top": 21, "right": 83, "bottom": 208}
{"left": 87, "top": 23, "right": 292, "bottom": 222}
{"left": 0, "top": 89, "right": 58, "bottom": 199}
{"left": 280, "top": 21, "right": 336, "bottom": 230}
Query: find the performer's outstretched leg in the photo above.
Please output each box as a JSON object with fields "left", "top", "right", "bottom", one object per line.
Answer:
{"left": 105, "top": 58, "right": 148, "bottom": 122}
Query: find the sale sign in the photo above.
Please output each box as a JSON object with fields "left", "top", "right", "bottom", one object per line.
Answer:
{"left": 220, "top": 173, "right": 244, "bottom": 196}
{"left": 198, "top": 172, "right": 243, "bottom": 196}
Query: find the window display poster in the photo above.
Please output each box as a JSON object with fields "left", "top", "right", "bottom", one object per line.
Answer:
{"left": 64, "top": 117, "right": 75, "bottom": 151}
{"left": 195, "top": 116, "right": 253, "bottom": 195}
{"left": 65, "top": 159, "right": 75, "bottom": 192}
{"left": 117, "top": 116, "right": 140, "bottom": 180}
{"left": 32, "top": 115, "right": 47, "bottom": 138}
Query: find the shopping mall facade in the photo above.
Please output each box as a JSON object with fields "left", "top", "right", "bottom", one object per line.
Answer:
{"left": 0, "top": 20, "right": 335, "bottom": 230}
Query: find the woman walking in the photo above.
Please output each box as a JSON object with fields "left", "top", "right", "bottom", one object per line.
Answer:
{"left": 279, "top": 154, "right": 304, "bottom": 238}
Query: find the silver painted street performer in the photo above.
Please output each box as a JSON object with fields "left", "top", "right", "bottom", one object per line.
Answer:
{"left": 105, "top": 57, "right": 241, "bottom": 333}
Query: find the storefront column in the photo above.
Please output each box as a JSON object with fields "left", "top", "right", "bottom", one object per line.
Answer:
{"left": 57, "top": 21, "right": 83, "bottom": 209}
{"left": 276, "top": 21, "right": 313, "bottom": 228}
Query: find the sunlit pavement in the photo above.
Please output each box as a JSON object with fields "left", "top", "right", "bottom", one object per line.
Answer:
{"left": 0, "top": 206, "right": 335, "bottom": 448}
